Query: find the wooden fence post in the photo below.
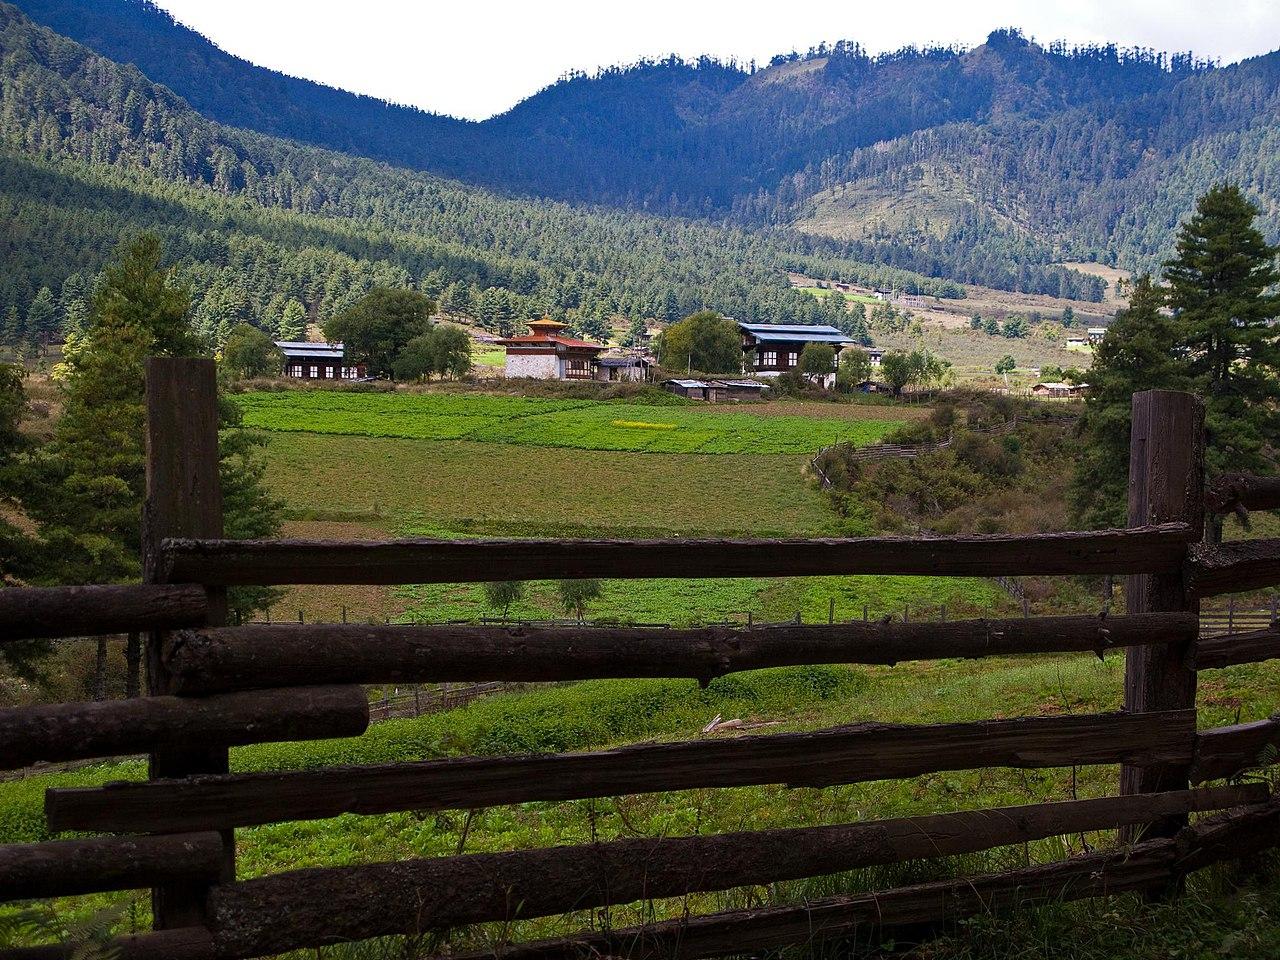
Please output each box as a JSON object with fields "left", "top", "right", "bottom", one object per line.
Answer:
{"left": 1120, "top": 390, "right": 1204, "bottom": 842}
{"left": 143, "top": 357, "right": 230, "bottom": 927}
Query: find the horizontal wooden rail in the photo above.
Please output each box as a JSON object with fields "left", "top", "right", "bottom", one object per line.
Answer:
{"left": 0, "top": 928, "right": 214, "bottom": 960}
{"left": 0, "top": 832, "right": 221, "bottom": 902}
{"left": 1, "top": 686, "right": 368, "bottom": 771}
{"left": 158, "top": 524, "right": 1192, "bottom": 586}
{"left": 1194, "top": 627, "right": 1280, "bottom": 670}
{"left": 441, "top": 794, "right": 1280, "bottom": 960}
{"left": 163, "top": 612, "right": 1197, "bottom": 695}
{"left": 0, "top": 584, "right": 208, "bottom": 643}
{"left": 205, "top": 785, "right": 1261, "bottom": 958}
{"left": 1205, "top": 473, "right": 1280, "bottom": 516}
{"left": 1192, "top": 718, "right": 1280, "bottom": 782}
{"left": 48, "top": 710, "right": 1196, "bottom": 834}
{"left": 1186, "top": 538, "right": 1280, "bottom": 598}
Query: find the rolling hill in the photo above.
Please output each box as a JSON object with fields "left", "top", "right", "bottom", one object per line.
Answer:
{"left": 14, "top": 0, "right": 1280, "bottom": 292}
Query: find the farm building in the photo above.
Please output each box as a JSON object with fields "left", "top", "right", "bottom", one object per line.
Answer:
{"left": 1087, "top": 327, "right": 1108, "bottom": 344}
{"left": 1065, "top": 336, "right": 1089, "bottom": 350}
{"left": 661, "top": 378, "right": 767, "bottom": 402}
{"left": 498, "top": 318, "right": 607, "bottom": 380}
{"left": 1031, "top": 382, "right": 1089, "bottom": 399}
{"left": 738, "top": 322, "right": 858, "bottom": 387}
{"left": 275, "top": 341, "right": 366, "bottom": 380}
{"left": 596, "top": 355, "right": 653, "bottom": 382}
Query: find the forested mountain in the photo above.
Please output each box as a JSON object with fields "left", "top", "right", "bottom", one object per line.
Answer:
{"left": 0, "top": 2, "right": 955, "bottom": 348}
{"left": 14, "top": 0, "right": 1280, "bottom": 294}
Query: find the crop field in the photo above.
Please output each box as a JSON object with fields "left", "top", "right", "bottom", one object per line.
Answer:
{"left": 234, "top": 391, "right": 901, "bottom": 454}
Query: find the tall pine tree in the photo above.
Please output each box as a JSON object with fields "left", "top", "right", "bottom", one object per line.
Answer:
{"left": 1163, "top": 184, "right": 1280, "bottom": 477}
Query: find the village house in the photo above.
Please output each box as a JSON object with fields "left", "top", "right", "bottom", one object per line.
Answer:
{"left": 275, "top": 341, "right": 366, "bottom": 380}
{"left": 498, "top": 318, "right": 607, "bottom": 380}
{"left": 1087, "top": 326, "right": 1108, "bottom": 344}
{"left": 737, "top": 321, "right": 857, "bottom": 387}
{"left": 1031, "top": 381, "right": 1089, "bottom": 399}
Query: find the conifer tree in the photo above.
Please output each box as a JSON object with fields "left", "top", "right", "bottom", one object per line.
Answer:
{"left": 1163, "top": 184, "right": 1280, "bottom": 477}
{"left": 278, "top": 299, "right": 307, "bottom": 340}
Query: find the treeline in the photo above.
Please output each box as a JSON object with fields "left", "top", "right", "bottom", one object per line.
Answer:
{"left": 0, "top": 4, "right": 956, "bottom": 347}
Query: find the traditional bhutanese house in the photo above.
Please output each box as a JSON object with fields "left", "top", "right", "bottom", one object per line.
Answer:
{"left": 498, "top": 318, "right": 606, "bottom": 380}
{"left": 1087, "top": 326, "right": 1108, "bottom": 344}
{"left": 275, "top": 341, "right": 366, "bottom": 380}
{"left": 737, "top": 322, "right": 856, "bottom": 387}
{"left": 1031, "top": 382, "right": 1089, "bottom": 399}
{"left": 596, "top": 354, "right": 653, "bottom": 382}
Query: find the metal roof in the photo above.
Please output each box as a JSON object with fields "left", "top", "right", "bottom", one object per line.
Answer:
{"left": 275, "top": 341, "right": 344, "bottom": 359}
{"left": 598, "top": 356, "right": 651, "bottom": 367}
{"left": 666, "top": 379, "right": 708, "bottom": 388}
{"left": 709, "top": 379, "right": 766, "bottom": 389}
{"left": 737, "top": 323, "right": 854, "bottom": 345}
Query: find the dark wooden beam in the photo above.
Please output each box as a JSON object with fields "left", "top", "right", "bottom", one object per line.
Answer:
{"left": 2, "top": 685, "right": 368, "bottom": 771}
{"left": 438, "top": 795, "right": 1280, "bottom": 960}
{"left": 1191, "top": 718, "right": 1280, "bottom": 783}
{"left": 158, "top": 524, "right": 1193, "bottom": 587}
{"left": 0, "top": 833, "right": 222, "bottom": 901}
{"left": 206, "top": 786, "right": 1260, "bottom": 958}
{"left": 1186, "top": 538, "right": 1280, "bottom": 598}
{"left": 1120, "top": 390, "right": 1204, "bottom": 844}
{"left": 1194, "top": 627, "right": 1280, "bottom": 670}
{"left": 1205, "top": 472, "right": 1280, "bottom": 516}
{"left": 163, "top": 612, "right": 1196, "bottom": 695}
{"left": 0, "top": 585, "right": 208, "bottom": 643}
{"left": 143, "top": 356, "right": 228, "bottom": 929}
{"left": 48, "top": 710, "right": 1196, "bottom": 834}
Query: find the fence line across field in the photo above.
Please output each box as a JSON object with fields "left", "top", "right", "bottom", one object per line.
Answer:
{"left": 2, "top": 369, "right": 1279, "bottom": 960}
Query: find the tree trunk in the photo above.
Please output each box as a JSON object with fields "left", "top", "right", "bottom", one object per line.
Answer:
{"left": 93, "top": 638, "right": 108, "bottom": 701}
{"left": 126, "top": 632, "right": 141, "bottom": 698}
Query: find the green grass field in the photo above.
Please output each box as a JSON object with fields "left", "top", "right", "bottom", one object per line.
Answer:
{"left": 234, "top": 391, "right": 901, "bottom": 454}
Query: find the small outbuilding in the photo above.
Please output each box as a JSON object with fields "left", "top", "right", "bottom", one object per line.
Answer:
{"left": 596, "top": 355, "right": 654, "bottom": 382}
{"left": 662, "top": 379, "right": 709, "bottom": 400}
{"left": 1031, "top": 382, "right": 1088, "bottom": 399}
{"left": 707, "top": 379, "right": 767, "bottom": 402}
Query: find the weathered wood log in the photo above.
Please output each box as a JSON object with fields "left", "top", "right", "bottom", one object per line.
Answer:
{"left": 1, "top": 685, "right": 368, "bottom": 771}
{"left": 206, "top": 785, "right": 1260, "bottom": 958}
{"left": 1186, "top": 538, "right": 1280, "bottom": 598}
{"left": 440, "top": 795, "right": 1280, "bottom": 960}
{"left": 1120, "top": 390, "right": 1204, "bottom": 846}
{"left": 1205, "top": 473, "right": 1280, "bottom": 517}
{"left": 1191, "top": 718, "right": 1280, "bottom": 782}
{"left": 0, "top": 832, "right": 221, "bottom": 901}
{"left": 0, "top": 584, "right": 208, "bottom": 643}
{"left": 143, "top": 356, "right": 230, "bottom": 930}
{"left": 1194, "top": 627, "right": 1280, "bottom": 670}
{"left": 0, "top": 928, "right": 214, "bottom": 960}
{"left": 48, "top": 709, "right": 1197, "bottom": 834}
{"left": 159, "top": 524, "right": 1193, "bottom": 587}
{"left": 163, "top": 612, "right": 1197, "bottom": 695}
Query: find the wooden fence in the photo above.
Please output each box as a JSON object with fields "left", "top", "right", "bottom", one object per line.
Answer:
{"left": 3, "top": 367, "right": 1280, "bottom": 960}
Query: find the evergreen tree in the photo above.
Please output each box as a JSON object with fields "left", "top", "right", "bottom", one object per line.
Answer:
{"left": 1163, "top": 184, "right": 1280, "bottom": 477}
{"left": 277, "top": 299, "right": 307, "bottom": 340}
{"left": 1070, "top": 277, "right": 1192, "bottom": 529}
{"left": 25, "top": 287, "right": 58, "bottom": 343}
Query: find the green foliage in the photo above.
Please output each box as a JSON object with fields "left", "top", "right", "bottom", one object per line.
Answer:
{"left": 655, "top": 311, "right": 741, "bottom": 374}
{"left": 556, "top": 578, "right": 602, "bottom": 621}
{"left": 220, "top": 323, "right": 281, "bottom": 380}
{"left": 1001, "top": 316, "right": 1029, "bottom": 338}
{"left": 233, "top": 390, "right": 902, "bottom": 455}
{"left": 995, "top": 355, "right": 1016, "bottom": 376}
{"left": 879, "top": 351, "right": 914, "bottom": 396}
{"left": 1164, "top": 184, "right": 1280, "bottom": 477}
{"left": 835, "top": 348, "right": 873, "bottom": 392}
{"left": 391, "top": 325, "right": 472, "bottom": 382}
{"left": 276, "top": 299, "right": 307, "bottom": 340}
{"left": 798, "top": 342, "right": 836, "bottom": 377}
{"left": 324, "top": 288, "right": 434, "bottom": 378}
{"left": 482, "top": 581, "right": 525, "bottom": 619}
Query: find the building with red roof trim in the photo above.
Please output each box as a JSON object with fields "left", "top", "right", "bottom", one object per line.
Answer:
{"left": 498, "top": 318, "right": 607, "bottom": 380}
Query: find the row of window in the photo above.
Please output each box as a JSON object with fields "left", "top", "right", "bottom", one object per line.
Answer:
{"left": 759, "top": 350, "right": 800, "bottom": 368}
{"left": 285, "top": 363, "right": 361, "bottom": 379}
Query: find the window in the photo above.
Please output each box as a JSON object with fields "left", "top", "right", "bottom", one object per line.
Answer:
{"left": 762, "top": 350, "right": 778, "bottom": 367}
{"left": 309, "top": 365, "right": 318, "bottom": 378}
{"left": 287, "top": 364, "right": 303, "bottom": 377}
{"left": 565, "top": 357, "right": 592, "bottom": 379}
{"left": 787, "top": 352, "right": 798, "bottom": 366}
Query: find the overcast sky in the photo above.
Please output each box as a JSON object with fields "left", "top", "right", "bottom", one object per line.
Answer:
{"left": 153, "top": 1, "right": 1280, "bottom": 121}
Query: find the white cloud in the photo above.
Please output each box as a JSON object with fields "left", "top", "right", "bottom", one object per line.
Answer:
{"left": 155, "top": 0, "right": 1280, "bottom": 120}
